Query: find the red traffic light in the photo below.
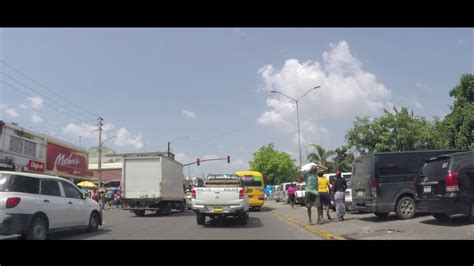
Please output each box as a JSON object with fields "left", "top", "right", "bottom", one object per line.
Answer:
{"left": 197, "top": 158, "right": 200, "bottom": 166}
{"left": 227, "top": 155, "right": 230, "bottom": 163}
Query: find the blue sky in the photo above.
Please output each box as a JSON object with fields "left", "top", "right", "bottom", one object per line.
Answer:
{"left": 0, "top": 28, "right": 472, "bottom": 177}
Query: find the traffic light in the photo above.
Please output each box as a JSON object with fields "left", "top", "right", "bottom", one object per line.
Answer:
{"left": 197, "top": 158, "right": 200, "bottom": 166}
{"left": 227, "top": 155, "right": 230, "bottom": 163}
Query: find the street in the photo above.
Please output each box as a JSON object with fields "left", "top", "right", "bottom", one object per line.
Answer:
{"left": 2, "top": 200, "right": 472, "bottom": 240}
{"left": 1, "top": 204, "right": 321, "bottom": 240}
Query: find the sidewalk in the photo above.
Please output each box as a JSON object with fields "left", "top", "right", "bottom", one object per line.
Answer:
{"left": 266, "top": 200, "right": 474, "bottom": 240}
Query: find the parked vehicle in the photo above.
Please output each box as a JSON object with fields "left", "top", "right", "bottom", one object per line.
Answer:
{"left": 121, "top": 153, "right": 186, "bottom": 216}
{"left": 236, "top": 171, "right": 265, "bottom": 210}
{"left": 352, "top": 150, "right": 462, "bottom": 219}
{"left": 270, "top": 185, "right": 280, "bottom": 201}
{"left": 345, "top": 178, "right": 355, "bottom": 211}
{"left": 415, "top": 151, "right": 474, "bottom": 222}
{"left": 0, "top": 171, "right": 102, "bottom": 240}
{"left": 276, "top": 182, "right": 292, "bottom": 203}
{"left": 191, "top": 174, "right": 249, "bottom": 226}
{"left": 295, "top": 182, "right": 306, "bottom": 206}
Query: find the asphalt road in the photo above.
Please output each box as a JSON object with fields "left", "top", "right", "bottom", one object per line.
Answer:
{"left": 2, "top": 205, "right": 321, "bottom": 240}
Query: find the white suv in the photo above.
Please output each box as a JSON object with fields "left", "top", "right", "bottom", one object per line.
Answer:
{"left": 0, "top": 171, "right": 102, "bottom": 240}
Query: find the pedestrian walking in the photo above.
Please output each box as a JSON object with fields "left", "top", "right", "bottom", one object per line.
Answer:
{"left": 318, "top": 171, "right": 332, "bottom": 223}
{"left": 299, "top": 163, "right": 320, "bottom": 225}
{"left": 333, "top": 171, "right": 347, "bottom": 221}
{"left": 288, "top": 183, "right": 296, "bottom": 208}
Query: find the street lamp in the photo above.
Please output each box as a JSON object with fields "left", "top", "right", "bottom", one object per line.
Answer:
{"left": 168, "top": 136, "right": 188, "bottom": 158}
{"left": 98, "top": 135, "right": 117, "bottom": 188}
{"left": 270, "top": 86, "right": 321, "bottom": 168}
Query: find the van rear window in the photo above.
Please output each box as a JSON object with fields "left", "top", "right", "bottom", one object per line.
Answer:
{"left": 423, "top": 159, "right": 450, "bottom": 179}
{"left": 353, "top": 157, "right": 371, "bottom": 179}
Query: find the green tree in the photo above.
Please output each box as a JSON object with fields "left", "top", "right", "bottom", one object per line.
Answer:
{"left": 332, "top": 145, "right": 355, "bottom": 172}
{"left": 249, "top": 143, "right": 298, "bottom": 185}
{"left": 442, "top": 74, "right": 474, "bottom": 149}
{"left": 307, "top": 144, "right": 335, "bottom": 169}
{"left": 346, "top": 106, "right": 448, "bottom": 153}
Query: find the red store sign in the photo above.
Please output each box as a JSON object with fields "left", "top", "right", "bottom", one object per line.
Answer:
{"left": 46, "top": 142, "right": 92, "bottom": 177}
{"left": 28, "top": 160, "right": 45, "bottom": 172}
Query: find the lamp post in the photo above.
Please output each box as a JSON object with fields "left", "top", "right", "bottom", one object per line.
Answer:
{"left": 270, "top": 86, "right": 321, "bottom": 168}
{"left": 98, "top": 135, "right": 117, "bottom": 188}
{"left": 167, "top": 136, "right": 188, "bottom": 158}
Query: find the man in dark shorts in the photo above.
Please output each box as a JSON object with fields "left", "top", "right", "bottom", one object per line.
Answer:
{"left": 299, "top": 163, "right": 320, "bottom": 225}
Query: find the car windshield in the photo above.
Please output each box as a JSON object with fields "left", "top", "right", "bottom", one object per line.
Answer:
{"left": 0, "top": 174, "right": 11, "bottom": 191}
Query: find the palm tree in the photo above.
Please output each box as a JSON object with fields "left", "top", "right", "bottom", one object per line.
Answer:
{"left": 307, "top": 144, "right": 335, "bottom": 169}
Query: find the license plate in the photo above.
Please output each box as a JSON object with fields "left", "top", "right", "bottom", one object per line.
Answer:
{"left": 213, "top": 206, "right": 223, "bottom": 212}
{"left": 423, "top": 186, "right": 432, "bottom": 193}
{"left": 357, "top": 191, "right": 364, "bottom": 197}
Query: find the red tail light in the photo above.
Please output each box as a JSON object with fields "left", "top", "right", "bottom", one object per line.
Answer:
{"left": 191, "top": 189, "right": 196, "bottom": 199}
{"left": 6, "top": 197, "right": 21, "bottom": 208}
{"left": 445, "top": 171, "right": 459, "bottom": 192}
{"left": 258, "top": 196, "right": 265, "bottom": 200}
{"left": 371, "top": 179, "right": 378, "bottom": 197}
{"left": 239, "top": 189, "right": 245, "bottom": 199}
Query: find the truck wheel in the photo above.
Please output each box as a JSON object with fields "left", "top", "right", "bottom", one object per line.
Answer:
{"left": 159, "top": 202, "right": 172, "bottom": 216}
{"left": 134, "top": 210, "right": 145, "bottom": 216}
{"left": 396, "top": 196, "right": 416, "bottom": 219}
{"left": 374, "top": 212, "right": 389, "bottom": 219}
{"left": 196, "top": 213, "right": 206, "bottom": 225}
{"left": 180, "top": 200, "right": 186, "bottom": 212}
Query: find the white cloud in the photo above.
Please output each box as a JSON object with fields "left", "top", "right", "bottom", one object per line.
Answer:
{"left": 182, "top": 110, "right": 196, "bottom": 120}
{"left": 20, "top": 96, "right": 44, "bottom": 110}
{"left": 63, "top": 122, "right": 98, "bottom": 139}
{"left": 0, "top": 104, "right": 8, "bottom": 109}
{"left": 411, "top": 98, "right": 423, "bottom": 110}
{"left": 6, "top": 108, "right": 19, "bottom": 118}
{"left": 257, "top": 40, "right": 391, "bottom": 146}
{"left": 175, "top": 153, "right": 191, "bottom": 165}
{"left": 458, "top": 40, "right": 464, "bottom": 45}
{"left": 114, "top": 127, "right": 144, "bottom": 149}
{"left": 31, "top": 113, "right": 43, "bottom": 124}
{"left": 416, "top": 82, "right": 432, "bottom": 91}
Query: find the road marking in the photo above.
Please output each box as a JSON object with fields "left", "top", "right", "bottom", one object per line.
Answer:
{"left": 272, "top": 210, "right": 348, "bottom": 240}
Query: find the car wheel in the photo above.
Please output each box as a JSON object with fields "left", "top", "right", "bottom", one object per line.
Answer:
{"left": 469, "top": 202, "right": 474, "bottom": 223}
{"left": 87, "top": 212, "right": 100, "bottom": 233}
{"left": 26, "top": 216, "right": 48, "bottom": 240}
{"left": 238, "top": 212, "right": 248, "bottom": 225}
{"left": 196, "top": 213, "right": 206, "bottom": 225}
{"left": 396, "top": 196, "right": 416, "bottom": 219}
{"left": 133, "top": 210, "right": 145, "bottom": 216}
{"left": 374, "top": 212, "right": 390, "bottom": 219}
{"left": 433, "top": 213, "right": 450, "bottom": 221}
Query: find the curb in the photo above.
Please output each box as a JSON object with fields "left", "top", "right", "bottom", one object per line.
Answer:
{"left": 272, "top": 210, "right": 348, "bottom": 240}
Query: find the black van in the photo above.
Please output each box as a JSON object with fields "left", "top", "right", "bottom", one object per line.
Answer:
{"left": 415, "top": 151, "right": 474, "bottom": 222}
{"left": 352, "top": 150, "right": 462, "bottom": 219}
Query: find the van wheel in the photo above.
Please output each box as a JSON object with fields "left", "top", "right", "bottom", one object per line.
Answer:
{"left": 374, "top": 212, "right": 389, "bottom": 219}
{"left": 396, "top": 196, "right": 416, "bottom": 219}
{"left": 87, "top": 212, "right": 100, "bottom": 233}
{"left": 26, "top": 216, "right": 48, "bottom": 240}
{"left": 433, "top": 213, "right": 450, "bottom": 221}
{"left": 134, "top": 210, "right": 145, "bottom": 216}
{"left": 196, "top": 213, "right": 206, "bottom": 225}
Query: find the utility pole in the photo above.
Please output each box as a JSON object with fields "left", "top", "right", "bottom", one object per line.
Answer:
{"left": 79, "top": 136, "right": 82, "bottom": 147}
{"left": 97, "top": 117, "right": 103, "bottom": 189}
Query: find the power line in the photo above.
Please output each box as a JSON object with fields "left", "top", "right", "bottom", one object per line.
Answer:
{"left": 1, "top": 80, "right": 92, "bottom": 124}
{"left": 0, "top": 71, "right": 96, "bottom": 122}
{"left": 0, "top": 59, "right": 101, "bottom": 119}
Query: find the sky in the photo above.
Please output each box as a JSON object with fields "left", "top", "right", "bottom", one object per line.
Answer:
{"left": 0, "top": 28, "right": 472, "bottom": 177}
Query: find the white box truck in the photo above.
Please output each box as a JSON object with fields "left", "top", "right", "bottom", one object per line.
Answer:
{"left": 121, "top": 153, "right": 186, "bottom": 216}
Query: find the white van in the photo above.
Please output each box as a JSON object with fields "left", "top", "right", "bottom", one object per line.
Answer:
{"left": 0, "top": 171, "right": 102, "bottom": 240}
